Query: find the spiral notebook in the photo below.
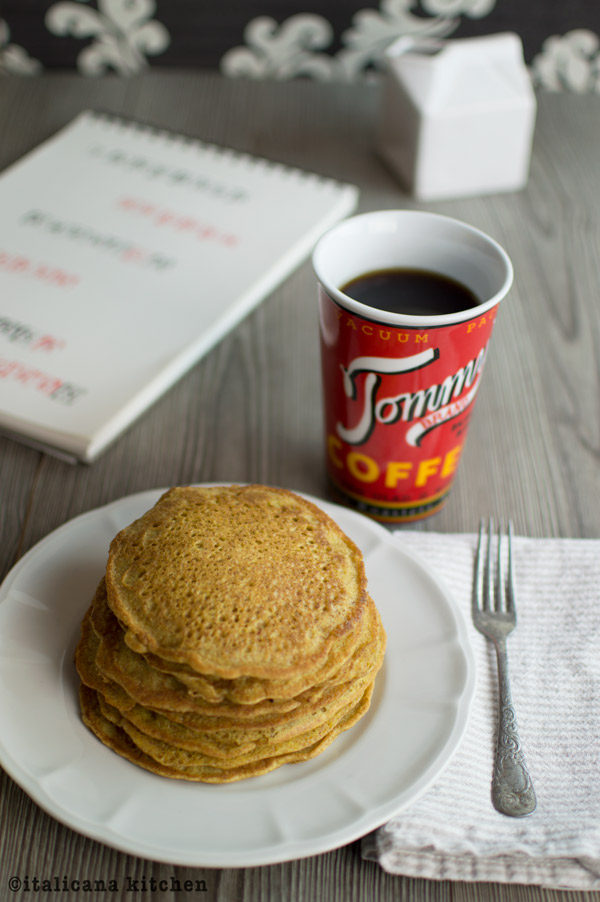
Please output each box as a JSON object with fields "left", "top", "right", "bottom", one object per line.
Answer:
{"left": 0, "top": 111, "right": 358, "bottom": 463}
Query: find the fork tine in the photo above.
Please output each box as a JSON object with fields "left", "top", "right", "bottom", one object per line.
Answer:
{"left": 506, "top": 519, "right": 516, "bottom": 616}
{"left": 495, "top": 519, "right": 503, "bottom": 612}
{"left": 485, "top": 517, "right": 494, "bottom": 611}
{"left": 473, "top": 519, "right": 485, "bottom": 612}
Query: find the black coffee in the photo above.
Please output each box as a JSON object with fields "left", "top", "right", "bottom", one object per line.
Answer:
{"left": 341, "top": 268, "right": 480, "bottom": 317}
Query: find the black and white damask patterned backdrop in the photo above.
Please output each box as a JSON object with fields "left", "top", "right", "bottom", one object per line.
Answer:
{"left": 1, "top": 0, "right": 600, "bottom": 92}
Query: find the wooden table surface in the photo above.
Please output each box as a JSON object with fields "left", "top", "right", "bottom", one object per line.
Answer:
{"left": 0, "top": 71, "right": 599, "bottom": 902}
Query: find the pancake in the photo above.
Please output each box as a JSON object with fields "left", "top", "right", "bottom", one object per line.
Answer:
{"left": 140, "top": 603, "right": 372, "bottom": 705}
{"left": 76, "top": 484, "right": 386, "bottom": 782}
{"left": 78, "top": 585, "right": 384, "bottom": 748}
{"left": 105, "top": 485, "right": 369, "bottom": 680}
{"left": 106, "top": 672, "right": 375, "bottom": 756}
{"left": 80, "top": 682, "right": 374, "bottom": 783}
{"left": 96, "top": 682, "right": 373, "bottom": 770}
{"left": 90, "top": 580, "right": 381, "bottom": 715}
{"left": 77, "top": 602, "right": 383, "bottom": 754}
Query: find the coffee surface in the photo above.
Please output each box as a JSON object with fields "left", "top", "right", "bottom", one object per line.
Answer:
{"left": 341, "top": 268, "right": 480, "bottom": 317}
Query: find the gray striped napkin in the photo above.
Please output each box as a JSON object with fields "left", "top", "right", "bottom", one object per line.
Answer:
{"left": 361, "top": 531, "right": 600, "bottom": 890}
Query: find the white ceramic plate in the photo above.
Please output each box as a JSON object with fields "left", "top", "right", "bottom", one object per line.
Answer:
{"left": 0, "top": 487, "right": 475, "bottom": 867}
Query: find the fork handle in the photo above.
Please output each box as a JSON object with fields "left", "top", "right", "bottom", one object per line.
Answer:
{"left": 492, "top": 639, "right": 537, "bottom": 817}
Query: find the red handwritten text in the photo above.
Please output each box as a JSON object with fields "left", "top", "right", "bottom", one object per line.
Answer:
{"left": 0, "top": 358, "right": 86, "bottom": 404}
{"left": 117, "top": 197, "right": 239, "bottom": 248}
{"left": 0, "top": 250, "right": 80, "bottom": 288}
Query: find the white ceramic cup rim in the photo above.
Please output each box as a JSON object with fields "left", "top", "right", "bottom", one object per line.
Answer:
{"left": 312, "top": 209, "right": 514, "bottom": 327}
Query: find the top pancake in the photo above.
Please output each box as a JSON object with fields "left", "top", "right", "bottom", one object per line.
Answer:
{"left": 105, "top": 485, "right": 368, "bottom": 680}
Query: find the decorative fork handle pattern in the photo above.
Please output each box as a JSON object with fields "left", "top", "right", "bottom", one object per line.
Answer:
{"left": 491, "top": 639, "right": 537, "bottom": 817}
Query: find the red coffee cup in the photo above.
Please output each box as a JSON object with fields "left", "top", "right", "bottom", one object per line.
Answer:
{"left": 313, "top": 210, "right": 513, "bottom": 522}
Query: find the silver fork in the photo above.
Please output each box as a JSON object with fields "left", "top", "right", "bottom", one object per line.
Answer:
{"left": 473, "top": 519, "right": 537, "bottom": 817}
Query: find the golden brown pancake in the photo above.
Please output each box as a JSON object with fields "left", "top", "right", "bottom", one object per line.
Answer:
{"left": 80, "top": 682, "right": 374, "bottom": 783}
{"left": 96, "top": 684, "right": 373, "bottom": 770}
{"left": 76, "top": 484, "right": 386, "bottom": 782}
{"left": 105, "top": 485, "right": 369, "bottom": 680}
{"left": 140, "top": 605, "right": 372, "bottom": 705}
{"left": 77, "top": 586, "right": 384, "bottom": 750}
{"left": 108, "top": 674, "right": 375, "bottom": 755}
{"left": 90, "top": 579, "right": 381, "bottom": 714}
{"left": 77, "top": 607, "right": 382, "bottom": 756}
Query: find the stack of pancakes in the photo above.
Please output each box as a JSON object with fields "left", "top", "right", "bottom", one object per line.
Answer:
{"left": 76, "top": 484, "right": 385, "bottom": 783}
